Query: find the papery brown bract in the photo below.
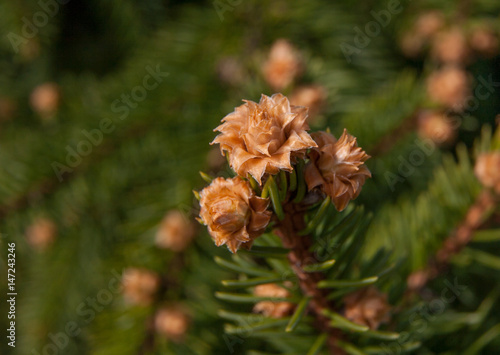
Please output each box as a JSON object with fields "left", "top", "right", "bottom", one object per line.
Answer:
{"left": 305, "top": 130, "right": 371, "bottom": 211}
{"left": 199, "top": 177, "right": 272, "bottom": 253}
{"left": 253, "top": 283, "right": 294, "bottom": 318}
{"left": 212, "top": 93, "right": 317, "bottom": 184}
{"left": 344, "top": 287, "right": 390, "bottom": 330}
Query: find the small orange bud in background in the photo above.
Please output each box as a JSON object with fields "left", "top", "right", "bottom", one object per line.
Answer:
{"left": 431, "top": 28, "right": 469, "bottom": 64}
{"left": 30, "top": 82, "right": 60, "bottom": 120}
{"left": 417, "top": 110, "right": 457, "bottom": 146}
{"left": 155, "top": 306, "right": 190, "bottom": 342}
{"left": 470, "top": 27, "right": 499, "bottom": 58}
{"left": 426, "top": 66, "right": 470, "bottom": 111}
{"left": 253, "top": 283, "right": 294, "bottom": 318}
{"left": 155, "top": 210, "right": 195, "bottom": 252}
{"left": 290, "top": 85, "right": 327, "bottom": 124}
{"left": 122, "top": 268, "right": 160, "bottom": 306}
{"left": 344, "top": 287, "right": 390, "bottom": 330}
{"left": 26, "top": 217, "right": 57, "bottom": 251}
{"left": 263, "top": 39, "right": 303, "bottom": 90}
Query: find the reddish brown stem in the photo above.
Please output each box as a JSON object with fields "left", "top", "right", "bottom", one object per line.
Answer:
{"left": 274, "top": 202, "right": 345, "bottom": 354}
{"left": 408, "top": 190, "right": 498, "bottom": 292}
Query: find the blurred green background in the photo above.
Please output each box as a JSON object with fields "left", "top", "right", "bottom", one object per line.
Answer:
{"left": 0, "top": 0, "right": 499, "bottom": 354}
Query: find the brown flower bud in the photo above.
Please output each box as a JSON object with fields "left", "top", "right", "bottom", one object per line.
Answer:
{"left": 470, "top": 27, "right": 499, "bottom": 58}
{"left": 122, "top": 268, "right": 160, "bottom": 306}
{"left": 426, "top": 66, "right": 470, "bottom": 111}
{"left": 263, "top": 39, "right": 303, "bottom": 90}
{"left": 30, "top": 82, "right": 60, "bottom": 119}
{"left": 26, "top": 217, "right": 57, "bottom": 251}
{"left": 155, "top": 210, "right": 196, "bottom": 252}
{"left": 253, "top": 283, "right": 294, "bottom": 318}
{"left": 414, "top": 11, "right": 445, "bottom": 39}
{"left": 431, "top": 28, "right": 469, "bottom": 64}
{"left": 417, "top": 110, "right": 457, "bottom": 146}
{"left": 212, "top": 93, "right": 317, "bottom": 184}
{"left": 475, "top": 152, "right": 500, "bottom": 194}
{"left": 290, "top": 85, "right": 327, "bottom": 124}
{"left": 407, "top": 270, "right": 430, "bottom": 291}
{"left": 344, "top": 287, "right": 390, "bottom": 330}
{"left": 400, "top": 31, "right": 426, "bottom": 58}
{"left": 305, "top": 130, "right": 371, "bottom": 211}
{"left": 199, "top": 177, "right": 272, "bottom": 253}
{"left": 155, "top": 306, "right": 190, "bottom": 342}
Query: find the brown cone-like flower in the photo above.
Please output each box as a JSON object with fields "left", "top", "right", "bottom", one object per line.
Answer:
{"left": 253, "top": 283, "right": 294, "bottom": 318}
{"left": 431, "top": 27, "right": 469, "bottom": 64}
{"left": 470, "top": 27, "right": 499, "bottom": 58}
{"left": 155, "top": 306, "right": 190, "bottom": 342}
{"left": 414, "top": 11, "right": 445, "bottom": 39}
{"left": 26, "top": 217, "right": 57, "bottom": 251}
{"left": 305, "top": 130, "right": 371, "bottom": 211}
{"left": 290, "top": 85, "right": 327, "bottom": 123}
{"left": 417, "top": 110, "right": 458, "bottom": 146}
{"left": 212, "top": 93, "right": 317, "bottom": 184}
{"left": 199, "top": 177, "right": 272, "bottom": 253}
{"left": 475, "top": 152, "right": 500, "bottom": 194}
{"left": 263, "top": 39, "right": 303, "bottom": 90}
{"left": 155, "top": 210, "right": 196, "bottom": 252}
{"left": 122, "top": 268, "right": 160, "bottom": 306}
{"left": 344, "top": 287, "right": 390, "bottom": 330}
{"left": 426, "top": 66, "right": 470, "bottom": 111}
{"left": 30, "top": 82, "right": 60, "bottom": 120}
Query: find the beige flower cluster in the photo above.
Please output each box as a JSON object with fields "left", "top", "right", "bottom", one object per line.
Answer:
{"left": 198, "top": 93, "right": 370, "bottom": 253}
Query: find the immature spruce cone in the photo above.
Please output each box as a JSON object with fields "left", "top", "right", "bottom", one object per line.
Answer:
{"left": 470, "top": 27, "right": 499, "bottom": 58}
{"left": 417, "top": 110, "right": 457, "bottom": 146}
{"left": 199, "top": 177, "right": 271, "bottom": 253}
{"left": 290, "top": 85, "right": 327, "bottom": 123}
{"left": 431, "top": 27, "right": 469, "bottom": 64}
{"left": 426, "top": 66, "right": 470, "bottom": 111}
{"left": 253, "top": 283, "right": 294, "bottom": 318}
{"left": 263, "top": 39, "right": 303, "bottom": 90}
{"left": 155, "top": 306, "right": 190, "bottom": 342}
{"left": 212, "top": 93, "right": 317, "bottom": 184}
{"left": 305, "top": 130, "right": 371, "bottom": 211}
{"left": 122, "top": 268, "right": 160, "bottom": 306}
{"left": 155, "top": 210, "right": 195, "bottom": 252}
{"left": 26, "top": 217, "right": 57, "bottom": 251}
{"left": 344, "top": 287, "right": 390, "bottom": 330}
{"left": 30, "top": 82, "right": 60, "bottom": 119}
